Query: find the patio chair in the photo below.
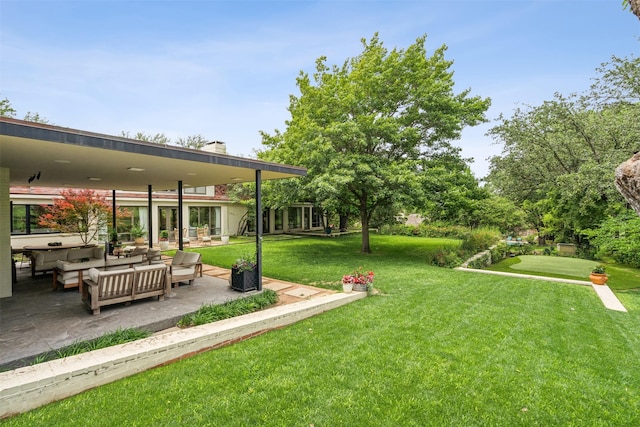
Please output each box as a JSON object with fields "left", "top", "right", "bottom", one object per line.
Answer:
{"left": 168, "top": 250, "right": 202, "bottom": 287}
{"left": 182, "top": 228, "right": 191, "bottom": 247}
{"left": 146, "top": 248, "right": 163, "bottom": 264}
{"left": 201, "top": 225, "right": 212, "bottom": 246}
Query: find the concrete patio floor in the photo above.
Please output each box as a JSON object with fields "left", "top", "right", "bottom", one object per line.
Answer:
{"left": 1, "top": 257, "right": 335, "bottom": 370}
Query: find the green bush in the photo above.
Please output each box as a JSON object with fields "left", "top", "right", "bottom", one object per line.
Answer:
{"left": 177, "top": 289, "right": 278, "bottom": 327}
{"left": 461, "top": 228, "right": 502, "bottom": 254}
{"left": 428, "top": 249, "right": 463, "bottom": 268}
{"left": 490, "top": 242, "right": 510, "bottom": 264}
{"left": 379, "top": 223, "right": 470, "bottom": 239}
{"left": 30, "top": 328, "right": 150, "bottom": 366}
{"left": 467, "top": 252, "right": 492, "bottom": 269}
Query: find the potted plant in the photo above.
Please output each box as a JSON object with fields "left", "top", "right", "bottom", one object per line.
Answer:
{"left": 590, "top": 264, "right": 608, "bottom": 285}
{"left": 230, "top": 253, "right": 258, "bottom": 292}
{"left": 221, "top": 230, "right": 230, "bottom": 245}
{"left": 108, "top": 229, "right": 119, "bottom": 255}
{"left": 158, "top": 230, "right": 169, "bottom": 250}
{"left": 342, "top": 267, "right": 374, "bottom": 293}
{"left": 129, "top": 224, "right": 146, "bottom": 245}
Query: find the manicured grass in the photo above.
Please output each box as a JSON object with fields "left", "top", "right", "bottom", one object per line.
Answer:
{"left": 487, "top": 255, "right": 640, "bottom": 291}
{"left": 5, "top": 235, "right": 640, "bottom": 426}
{"left": 509, "top": 255, "right": 597, "bottom": 277}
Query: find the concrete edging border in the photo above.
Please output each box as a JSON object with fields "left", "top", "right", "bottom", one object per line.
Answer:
{"left": 0, "top": 291, "right": 366, "bottom": 419}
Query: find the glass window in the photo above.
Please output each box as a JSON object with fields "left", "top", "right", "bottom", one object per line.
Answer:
{"left": 184, "top": 186, "right": 207, "bottom": 194}
{"left": 288, "top": 207, "right": 302, "bottom": 229}
{"left": 274, "top": 209, "right": 283, "bottom": 231}
{"left": 312, "top": 207, "right": 323, "bottom": 228}
{"left": 189, "top": 206, "right": 221, "bottom": 235}
{"left": 10, "top": 204, "right": 57, "bottom": 235}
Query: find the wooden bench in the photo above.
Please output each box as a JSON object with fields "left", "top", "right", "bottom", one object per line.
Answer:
{"left": 81, "top": 264, "right": 168, "bottom": 315}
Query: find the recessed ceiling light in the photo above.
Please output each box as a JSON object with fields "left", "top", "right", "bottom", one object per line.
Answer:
{"left": 187, "top": 173, "right": 197, "bottom": 176}
{"left": 54, "top": 159, "right": 71, "bottom": 163}
{"left": 127, "top": 167, "right": 145, "bottom": 172}
{"left": 88, "top": 177, "right": 102, "bottom": 181}
{"left": 231, "top": 177, "right": 243, "bottom": 181}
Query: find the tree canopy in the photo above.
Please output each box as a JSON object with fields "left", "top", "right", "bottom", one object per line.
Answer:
{"left": 260, "top": 34, "right": 490, "bottom": 253}
{"left": 486, "top": 52, "right": 640, "bottom": 242}
{"left": 38, "top": 189, "right": 114, "bottom": 245}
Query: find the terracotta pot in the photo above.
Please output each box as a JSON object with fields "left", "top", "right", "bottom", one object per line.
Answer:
{"left": 589, "top": 273, "right": 608, "bottom": 285}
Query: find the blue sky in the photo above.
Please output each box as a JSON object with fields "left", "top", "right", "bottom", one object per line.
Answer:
{"left": 2, "top": 1, "right": 638, "bottom": 178}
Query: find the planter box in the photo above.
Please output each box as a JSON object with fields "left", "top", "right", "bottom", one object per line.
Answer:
{"left": 231, "top": 267, "right": 258, "bottom": 292}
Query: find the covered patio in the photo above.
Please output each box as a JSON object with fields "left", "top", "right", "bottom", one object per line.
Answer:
{"left": 1, "top": 261, "right": 334, "bottom": 370}
{"left": 0, "top": 117, "right": 306, "bottom": 298}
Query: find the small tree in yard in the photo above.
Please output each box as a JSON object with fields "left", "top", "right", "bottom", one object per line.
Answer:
{"left": 38, "top": 189, "right": 113, "bottom": 245}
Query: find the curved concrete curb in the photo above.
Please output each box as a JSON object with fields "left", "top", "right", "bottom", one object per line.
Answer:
{"left": 0, "top": 291, "right": 366, "bottom": 419}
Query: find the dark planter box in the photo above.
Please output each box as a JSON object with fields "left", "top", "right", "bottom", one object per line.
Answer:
{"left": 231, "top": 267, "right": 258, "bottom": 292}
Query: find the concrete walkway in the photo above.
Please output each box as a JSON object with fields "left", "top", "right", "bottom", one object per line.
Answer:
{"left": 455, "top": 267, "right": 627, "bottom": 312}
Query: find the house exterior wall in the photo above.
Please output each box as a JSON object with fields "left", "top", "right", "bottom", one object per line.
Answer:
{"left": 8, "top": 186, "right": 323, "bottom": 249}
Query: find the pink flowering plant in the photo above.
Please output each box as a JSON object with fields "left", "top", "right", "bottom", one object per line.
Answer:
{"left": 342, "top": 267, "right": 374, "bottom": 290}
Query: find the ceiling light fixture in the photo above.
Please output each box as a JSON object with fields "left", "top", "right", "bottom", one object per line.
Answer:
{"left": 88, "top": 177, "right": 102, "bottom": 181}
{"left": 127, "top": 167, "right": 145, "bottom": 172}
{"left": 54, "top": 159, "right": 71, "bottom": 163}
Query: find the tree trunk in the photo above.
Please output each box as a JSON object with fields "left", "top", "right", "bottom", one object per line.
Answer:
{"left": 339, "top": 215, "right": 348, "bottom": 232}
{"left": 615, "top": 153, "right": 640, "bottom": 216}
{"left": 360, "top": 205, "right": 371, "bottom": 254}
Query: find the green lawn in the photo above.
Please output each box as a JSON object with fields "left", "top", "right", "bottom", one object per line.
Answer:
{"left": 5, "top": 235, "right": 640, "bottom": 426}
{"left": 487, "top": 255, "right": 640, "bottom": 291}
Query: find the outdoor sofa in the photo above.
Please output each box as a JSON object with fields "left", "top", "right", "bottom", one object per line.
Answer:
{"left": 30, "top": 245, "right": 101, "bottom": 278}
{"left": 81, "top": 264, "right": 168, "bottom": 315}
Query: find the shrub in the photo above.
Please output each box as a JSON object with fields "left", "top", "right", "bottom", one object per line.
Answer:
{"left": 490, "top": 242, "right": 510, "bottom": 264}
{"left": 461, "top": 228, "right": 502, "bottom": 254}
{"left": 177, "top": 289, "right": 278, "bottom": 327}
{"left": 428, "top": 248, "right": 465, "bottom": 268}
{"left": 467, "top": 252, "right": 492, "bottom": 269}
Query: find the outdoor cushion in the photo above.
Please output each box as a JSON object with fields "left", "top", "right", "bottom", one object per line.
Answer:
{"left": 38, "top": 249, "right": 68, "bottom": 264}
{"left": 105, "top": 254, "right": 144, "bottom": 268}
{"left": 181, "top": 252, "right": 200, "bottom": 265}
{"left": 67, "top": 247, "right": 103, "bottom": 262}
{"left": 171, "top": 251, "right": 186, "bottom": 265}
{"left": 56, "top": 258, "right": 104, "bottom": 271}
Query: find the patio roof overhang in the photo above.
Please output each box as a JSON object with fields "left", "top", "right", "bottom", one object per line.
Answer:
{"left": 0, "top": 117, "right": 306, "bottom": 298}
{"left": 0, "top": 117, "right": 306, "bottom": 191}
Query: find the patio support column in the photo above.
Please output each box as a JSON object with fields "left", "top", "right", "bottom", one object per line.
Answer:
{"left": 255, "top": 170, "right": 263, "bottom": 291}
{"left": 178, "top": 180, "right": 183, "bottom": 250}
{"left": 0, "top": 167, "right": 11, "bottom": 297}
{"left": 111, "top": 190, "right": 116, "bottom": 234}
{"left": 147, "top": 185, "right": 153, "bottom": 248}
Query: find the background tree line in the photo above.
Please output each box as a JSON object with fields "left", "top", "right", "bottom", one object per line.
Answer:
{"left": 485, "top": 50, "right": 640, "bottom": 261}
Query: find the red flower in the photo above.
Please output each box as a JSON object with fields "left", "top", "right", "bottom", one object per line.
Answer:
{"left": 342, "top": 267, "right": 374, "bottom": 286}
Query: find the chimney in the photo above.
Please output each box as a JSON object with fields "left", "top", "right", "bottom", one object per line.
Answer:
{"left": 202, "top": 140, "right": 227, "bottom": 154}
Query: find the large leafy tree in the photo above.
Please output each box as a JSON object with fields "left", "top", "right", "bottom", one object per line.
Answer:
{"left": 486, "top": 53, "right": 640, "bottom": 242}
{"left": 38, "top": 189, "right": 114, "bottom": 245}
{"left": 260, "top": 34, "right": 490, "bottom": 253}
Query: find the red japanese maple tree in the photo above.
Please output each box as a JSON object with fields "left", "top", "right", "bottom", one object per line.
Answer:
{"left": 38, "top": 189, "right": 113, "bottom": 245}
